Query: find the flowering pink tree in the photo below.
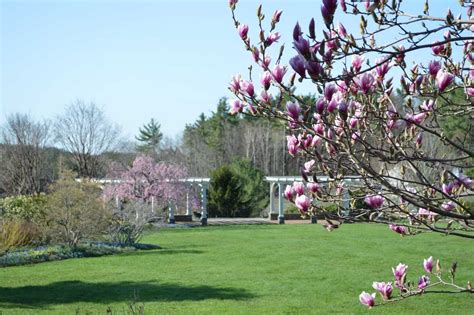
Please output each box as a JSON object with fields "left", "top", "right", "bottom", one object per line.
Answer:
{"left": 228, "top": 0, "right": 473, "bottom": 307}
{"left": 103, "top": 155, "right": 191, "bottom": 211}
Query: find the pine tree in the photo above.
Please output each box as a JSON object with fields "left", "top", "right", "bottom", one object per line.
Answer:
{"left": 135, "top": 119, "right": 163, "bottom": 154}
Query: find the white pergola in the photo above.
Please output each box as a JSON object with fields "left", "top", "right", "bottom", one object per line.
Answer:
{"left": 264, "top": 176, "right": 362, "bottom": 224}
{"left": 85, "top": 177, "right": 210, "bottom": 225}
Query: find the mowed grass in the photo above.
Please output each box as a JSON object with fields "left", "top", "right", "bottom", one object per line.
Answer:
{"left": 0, "top": 224, "right": 473, "bottom": 314}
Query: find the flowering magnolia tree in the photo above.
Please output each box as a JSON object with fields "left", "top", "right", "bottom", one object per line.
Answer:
{"left": 103, "top": 155, "right": 194, "bottom": 211}
{"left": 228, "top": 0, "right": 474, "bottom": 307}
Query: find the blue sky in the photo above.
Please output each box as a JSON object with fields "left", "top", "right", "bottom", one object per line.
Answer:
{"left": 0, "top": 0, "right": 463, "bottom": 140}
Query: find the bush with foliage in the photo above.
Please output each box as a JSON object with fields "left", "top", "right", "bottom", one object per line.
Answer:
{"left": 207, "top": 165, "right": 249, "bottom": 217}
{"left": 107, "top": 201, "right": 150, "bottom": 246}
{"left": 0, "top": 194, "right": 47, "bottom": 222}
{"left": 0, "top": 219, "right": 42, "bottom": 251}
{"left": 44, "top": 174, "right": 111, "bottom": 247}
{"left": 0, "top": 243, "right": 143, "bottom": 267}
{"left": 230, "top": 159, "right": 269, "bottom": 216}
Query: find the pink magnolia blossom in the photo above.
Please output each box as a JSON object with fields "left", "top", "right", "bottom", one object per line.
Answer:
{"left": 260, "top": 71, "right": 272, "bottom": 90}
{"left": 428, "top": 60, "right": 441, "bottom": 76}
{"left": 352, "top": 55, "right": 364, "bottom": 72}
{"left": 442, "top": 182, "right": 456, "bottom": 195}
{"left": 359, "top": 291, "right": 376, "bottom": 308}
{"left": 272, "top": 65, "right": 286, "bottom": 83}
{"left": 272, "top": 9, "right": 282, "bottom": 23}
{"left": 432, "top": 41, "right": 445, "bottom": 55}
{"left": 304, "top": 160, "right": 315, "bottom": 173}
{"left": 418, "top": 208, "right": 438, "bottom": 221}
{"left": 405, "top": 112, "right": 427, "bottom": 125}
{"left": 327, "top": 98, "right": 338, "bottom": 112}
{"left": 294, "top": 36, "right": 310, "bottom": 56}
{"left": 284, "top": 185, "right": 295, "bottom": 201}
{"left": 418, "top": 275, "right": 430, "bottom": 290}
{"left": 238, "top": 24, "right": 249, "bottom": 40}
{"left": 321, "top": 0, "right": 338, "bottom": 27}
{"left": 311, "top": 135, "right": 322, "bottom": 146}
{"left": 266, "top": 32, "right": 281, "bottom": 46}
{"left": 307, "top": 182, "right": 320, "bottom": 193}
{"left": 365, "top": 194, "right": 385, "bottom": 209}
{"left": 260, "top": 90, "right": 270, "bottom": 103}
{"left": 372, "top": 282, "right": 393, "bottom": 300}
{"left": 289, "top": 55, "right": 306, "bottom": 78}
{"left": 442, "top": 201, "right": 455, "bottom": 212}
{"left": 466, "top": 87, "right": 474, "bottom": 97}
{"left": 306, "top": 60, "right": 324, "bottom": 79}
{"left": 375, "top": 58, "right": 391, "bottom": 79}
{"left": 286, "top": 101, "right": 301, "bottom": 121}
{"left": 292, "top": 182, "right": 305, "bottom": 196}
{"left": 420, "top": 100, "right": 435, "bottom": 112}
{"left": 286, "top": 135, "right": 299, "bottom": 156}
{"left": 392, "top": 263, "right": 408, "bottom": 288}
{"left": 338, "top": 22, "right": 347, "bottom": 37}
{"left": 436, "top": 71, "right": 454, "bottom": 92}
{"left": 240, "top": 80, "right": 255, "bottom": 97}
{"left": 229, "top": 75, "right": 241, "bottom": 92}
{"left": 389, "top": 224, "right": 408, "bottom": 235}
{"left": 315, "top": 98, "right": 326, "bottom": 114}
{"left": 229, "top": 99, "right": 243, "bottom": 115}
{"left": 357, "top": 73, "right": 375, "bottom": 94}
{"left": 295, "top": 194, "right": 311, "bottom": 212}
{"left": 324, "top": 84, "right": 337, "bottom": 101}
{"left": 423, "top": 256, "right": 434, "bottom": 273}
{"left": 456, "top": 174, "right": 473, "bottom": 188}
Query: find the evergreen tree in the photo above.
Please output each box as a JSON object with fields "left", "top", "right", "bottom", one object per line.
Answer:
{"left": 136, "top": 119, "right": 163, "bottom": 154}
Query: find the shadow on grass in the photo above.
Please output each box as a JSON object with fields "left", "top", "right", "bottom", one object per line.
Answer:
{"left": 0, "top": 280, "right": 255, "bottom": 309}
{"left": 120, "top": 249, "right": 204, "bottom": 257}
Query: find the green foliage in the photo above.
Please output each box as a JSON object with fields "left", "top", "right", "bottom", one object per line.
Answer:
{"left": 438, "top": 89, "right": 473, "bottom": 150}
{"left": 0, "top": 194, "right": 47, "bottom": 222}
{"left": 285, "top": 204, "right": 300, "bottom": 214}
{"left": 107, "top": 202, "right": 148, "bottom": 246}
{"left": 136, "top": 118, "right": 163, "bottom": 154}
{"left": 0, "top": 243, "right": 139, "bottom": 267}
{"left": 44, "top": 173, "right": 111, "bottom": 246}
{"left": 465, "top": 167, "right": 474, "bottom": 180}
{"left": 0, "top": 219, "right": 42, "bottom": 251}
{"left": 207, "top": 165, "right": 250, "bottom": 217}
{"left": 230, "top": 159, "right": 269, "bottom": 216}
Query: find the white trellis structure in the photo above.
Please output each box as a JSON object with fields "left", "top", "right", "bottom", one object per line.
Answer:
{"left": 83, "top": 177, "right": 210, "bottom": 225}
{"left": 265, "top": 176, "right": 363, "bottom": 224}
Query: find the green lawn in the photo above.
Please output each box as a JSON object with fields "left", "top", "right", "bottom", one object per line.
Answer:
{"left": 0, "top": 224, "right": 473, "bottom": 314}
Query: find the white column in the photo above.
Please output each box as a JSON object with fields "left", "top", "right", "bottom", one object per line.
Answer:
{"left": 269, "top": 183, "right": 275, "bottom": 218}
{"left": 201, "top": 183, "right": 208, "bottom": 225}
{"left": 169, "top": 202, "right": 175, "bottom": 224}
{"left": 186, "top": 190, "right": 192, "bottom": 216}
{"left": 342, "top": 184, "right": 350, "bottom": 217}
{"left": 151, "top": 196, "right": 155, "bottom": 214}
{"left": 278, "top": 182, "right": 285, "bottom": 224}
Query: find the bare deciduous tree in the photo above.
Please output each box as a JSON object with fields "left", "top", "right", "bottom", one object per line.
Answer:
{"left": 54, "top": 100, "right": 120, "bottom": 178}
{"left": 0, "top": 114, "right": 50, "bottom": 195}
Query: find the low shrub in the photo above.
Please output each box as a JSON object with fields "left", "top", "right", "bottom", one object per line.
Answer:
{"left": 44, "top": 175, "right": 111, "bottom": 247}
{"left": 0, "top": 243, "right": 142, "bottom": 267}
{"left": 0, "top": 219, "right": 42, "bottom": 251}
{"left": 107, "top": 201, "right": 150, "bottom": 246}
{"left": 0, "top": 194, "right": 47, "bottom": 222}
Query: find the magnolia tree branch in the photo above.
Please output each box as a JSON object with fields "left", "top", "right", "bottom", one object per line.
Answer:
{"left": 228, "top": 0, "right": 474, "bottom": 240}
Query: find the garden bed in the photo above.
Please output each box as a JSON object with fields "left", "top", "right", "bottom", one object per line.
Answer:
{"left": 0, "top": 242, "right": 161, "bottom": 268}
